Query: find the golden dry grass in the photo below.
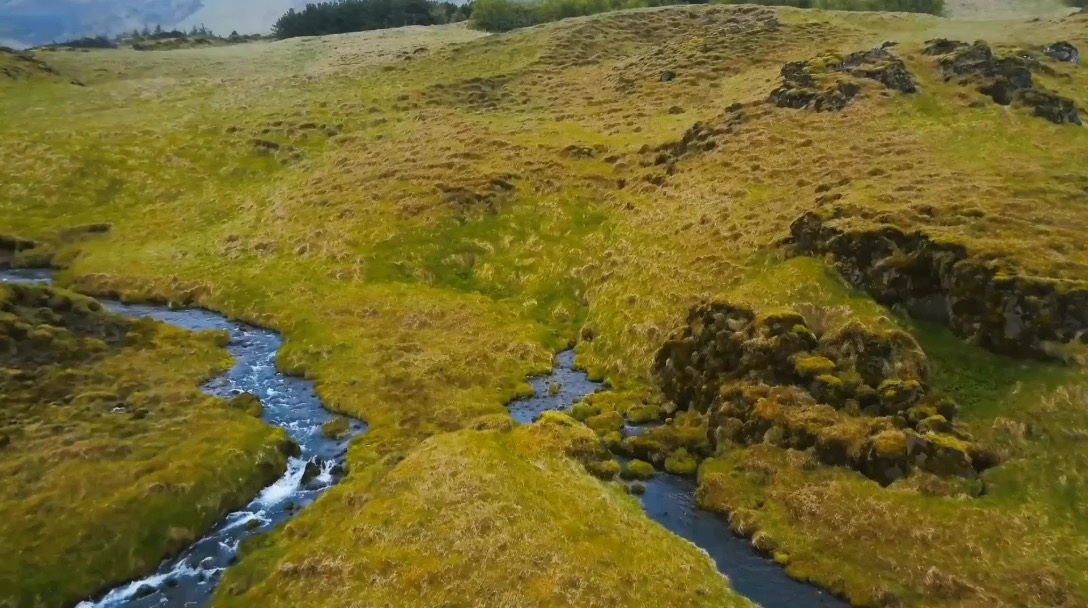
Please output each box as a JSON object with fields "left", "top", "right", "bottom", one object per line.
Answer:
{"left": 216, "top": 416, "right": 752, "bottom": 608}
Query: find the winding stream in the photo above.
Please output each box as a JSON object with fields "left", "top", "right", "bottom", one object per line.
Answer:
{"left": 510, "top": 351, "right": 846, "bottom": 608}
{"left": 4, "top": 270, "right": 841, "bottom": 608}
{"left": 1, "top": 270, "right": 367, "bottom": 608}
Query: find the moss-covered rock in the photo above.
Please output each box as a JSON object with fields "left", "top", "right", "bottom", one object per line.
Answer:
{"left": 789, "top": 211, "right": 1088, "bottom": 356}
{"left": 664, "top": 448, "right": 698, "bottom": 476}
{"left": 584, "top": 458, "right": 620, "bottom": 480}
{"left": 585, "top": 410, "right": 623, "bottom": 435}
{"left": 625, "top": 404, "right": 661, "bottom": 424}
{"left": 569, "top": 402, "right": 599, "bottom": 422}
{"left": 793, "top": 354, "right": 836, "bottom": 377}
{"left": 620, "top": 459, "right": 656, "bottom": 480}
{"left": 623, "top": 411, "right": 710, "bottom": 464}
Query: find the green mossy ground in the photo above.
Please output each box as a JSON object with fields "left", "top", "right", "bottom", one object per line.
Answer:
{"left": 2, "top": 3, "right": 1087, "bottom": 607}
{"left": 0, "top": 282, "right": 288, "bottom": 608}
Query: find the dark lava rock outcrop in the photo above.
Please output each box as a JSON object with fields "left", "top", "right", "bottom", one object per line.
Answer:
{"left": 1043, "top": 41, "right": 1079, "bottom": 65}
{"left": 925, "top": 39, "right": 1081, "bottom": 125}
{"left": 769, "top": 47, "right": 917, "bottom": 111}
{"left": 788, "top": 211, "right": 1088, "bottom": 357}
{"left": 653, "top": 301, "right": 991, "bottom": 486}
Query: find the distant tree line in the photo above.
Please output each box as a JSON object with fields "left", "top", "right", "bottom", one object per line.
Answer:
{"left": 469, "top": 0, "right": 944, "bottom": 32}
{"left": 34, "top": 24, "right": 274, "bottom": 51}
{"left": 272, "top": 0, "right": 472, "bottom": 39}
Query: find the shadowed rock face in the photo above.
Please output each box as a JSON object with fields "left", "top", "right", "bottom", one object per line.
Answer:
{"left": 788, "top": 211, "right": 1088, "bottom": 357}
{"left": 925, "top": 39, "right": 1081, "bottom": 125}
{"left": 769, "top": 46, "right": 916, "bottom": 112}
{"left": 0, "top": 235, "right": 37, "bottom": 269}
{"left": 1043, "top": 41, "right": 1079, "bottom": 65}
{"left": 652, "top": 300, "right": 993, "bottom": 486}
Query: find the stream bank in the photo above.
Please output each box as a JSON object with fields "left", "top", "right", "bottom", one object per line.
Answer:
{"left": 1, "top": 270, "right": 366, "bottom": 608}
{"left": 510, "top": 350, "right": 846, "bottom": 608}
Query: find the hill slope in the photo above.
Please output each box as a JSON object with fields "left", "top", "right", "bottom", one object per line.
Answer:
{"left": 1, "top": 6, "right": 1088, "bottom": 608}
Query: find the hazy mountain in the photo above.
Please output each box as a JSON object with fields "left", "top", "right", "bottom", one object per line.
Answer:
{"left": 0, "top": 0, "right": 308, "bottom": 47}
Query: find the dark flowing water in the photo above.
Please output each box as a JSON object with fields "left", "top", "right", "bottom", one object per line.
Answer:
{"left": 0, "top": 270, "right": 367, "bottom": 608}
{"left": 509, "top": 351, "right": 846, "bottom": 608}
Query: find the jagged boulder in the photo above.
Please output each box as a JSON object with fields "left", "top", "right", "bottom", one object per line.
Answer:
{"left": 1043, "top": 41, "right": 1079, "bottom": 64}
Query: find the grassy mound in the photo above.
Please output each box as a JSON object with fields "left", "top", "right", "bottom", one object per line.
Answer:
{"left": 214, "top": 417, "right": 752, "bottom": 608}
{"left": 0, "top": 281, "right": 290, "bottom": 607}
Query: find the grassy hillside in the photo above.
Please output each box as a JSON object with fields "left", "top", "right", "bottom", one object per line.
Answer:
{"left": 1, "top": 5, "right": 1087, "bottom": 608}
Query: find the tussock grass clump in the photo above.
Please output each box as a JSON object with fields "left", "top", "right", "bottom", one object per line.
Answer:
{"left": 0, "top": 282, "right": 288, "bottom": 607}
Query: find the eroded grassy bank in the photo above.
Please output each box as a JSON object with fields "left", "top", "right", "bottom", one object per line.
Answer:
{"left": 0, "top": 280, "right": 290, "bottom": 607}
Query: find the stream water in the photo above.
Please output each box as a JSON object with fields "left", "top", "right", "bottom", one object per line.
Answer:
{"left": 510, "top": 351, "right": 846, "bottom": 608}
{"left": 4, "top": 270, "right": 841, "bottom": 608}
{"left": 1, "top": 270, "right": 367, "bottom": 608}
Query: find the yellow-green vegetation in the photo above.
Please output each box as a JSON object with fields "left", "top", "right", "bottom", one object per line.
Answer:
{"left": 1, "top": 1, "right": 1087, "bottom": 606}
{"left": 320, "top": 415, "right": 351, "bottom": 439}
{"left": 216, "top": 416, "right": 751, "bottom": 608}
{"left": 0, "top": 282, "right": 290, "bottom": 607}
{"left": 664, "top": 447, "right": 699, "bottom": 475}
{"left": 620, "top": 458, "right": 656, "bottom": 480}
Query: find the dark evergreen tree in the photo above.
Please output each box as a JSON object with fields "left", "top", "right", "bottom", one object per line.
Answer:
{"left": 272, "top": 0, "right": 442, "bottom": 39}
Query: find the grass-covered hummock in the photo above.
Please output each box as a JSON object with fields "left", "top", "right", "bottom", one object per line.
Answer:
{"left": 0, "top": 281, "right": 290, "bottom": 608}
{"left": 214, "top": 415, "right": 753, "bottom": 608}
